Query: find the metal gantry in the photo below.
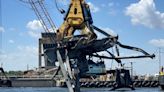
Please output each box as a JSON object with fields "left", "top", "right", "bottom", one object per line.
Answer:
{"left": 27, "top": 0, "right": 56, "bottom": 33}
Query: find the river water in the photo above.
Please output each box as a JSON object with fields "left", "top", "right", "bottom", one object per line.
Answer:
{"left": 0, "top": 87, "right": 163, "bottom": 92}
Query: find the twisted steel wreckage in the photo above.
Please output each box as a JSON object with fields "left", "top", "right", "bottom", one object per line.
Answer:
{"left": 21, "top": 0, "right": 155, "bottom": 92}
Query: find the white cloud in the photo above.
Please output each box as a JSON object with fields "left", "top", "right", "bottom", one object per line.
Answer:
{"left": 26, "top": 20, "right": 55, "bottom": 38}
{"left": 87, "top": 2, "right": 100, "bottom": 13}
{"left": 0, "top": 46, "right": 38, "bottom": 71}
{"left": 125, "top": 0, "right": 164, "bottom": 29}
{"left": 149, "top": 39, "right": 164, "bottom": 47}
{"left": 26, "top": 20, "right": 42, "bottom": 31}
{"left": 28, "top": 30, "right": 41, "bottom": 38}
{"left": 17, "top": 46, "right": 38, "bottom": 55}
{"left": 26, "top": 20, "right": 43, "bottom": 38}
{"left": 8, "top": 40, "right": 15, "bottom": 44}
{"left": 0, "top": 27, "right": 5, "bottom": 32}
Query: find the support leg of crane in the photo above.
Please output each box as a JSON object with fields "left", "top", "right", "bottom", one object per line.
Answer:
{"left": 72, "top": 60, "right": 80, "bottom": 92}
{"left": 74, "top": 73, "right": 80, "bottom": 92}
{"left": 56, "top": 50, "right": 74, "bottom": 92}
{"left": 110, "top": 69, "right": 135, "bottom": 90}
{"left": 65, "top": 49, "right": 73, "bottom": 79}
{"left": 65, "top": 49, "right": 81, "bottom": 92}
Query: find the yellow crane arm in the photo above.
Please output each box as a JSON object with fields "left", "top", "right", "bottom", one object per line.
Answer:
{"left": 57, "top": 0, "right": 97, "bottom": 41}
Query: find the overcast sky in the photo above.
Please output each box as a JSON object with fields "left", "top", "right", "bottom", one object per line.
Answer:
{"left": 0, "top": 0, "right": 164, "bottom": 75}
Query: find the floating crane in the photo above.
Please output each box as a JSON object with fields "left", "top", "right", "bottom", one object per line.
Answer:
{"left": 20, "top": 0, "right": 155, "bottom": 92}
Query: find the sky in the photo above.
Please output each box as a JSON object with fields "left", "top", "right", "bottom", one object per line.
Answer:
{"left": 0, "top": 0, "right": 164, "bottom": 75}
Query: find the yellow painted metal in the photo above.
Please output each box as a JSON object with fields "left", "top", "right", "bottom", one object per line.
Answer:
{"left": 67, "top": 0, "right": 84, "bottom": 26}
{"left": 57, "top": 0, "right": 96, "bottom": 41}
{"left": 160, "top": 72, "right": 164, "bottom": 75}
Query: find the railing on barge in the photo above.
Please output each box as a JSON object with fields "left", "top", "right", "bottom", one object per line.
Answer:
{"left": 0, "top": 76, "right": 159, "bottom": 87}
